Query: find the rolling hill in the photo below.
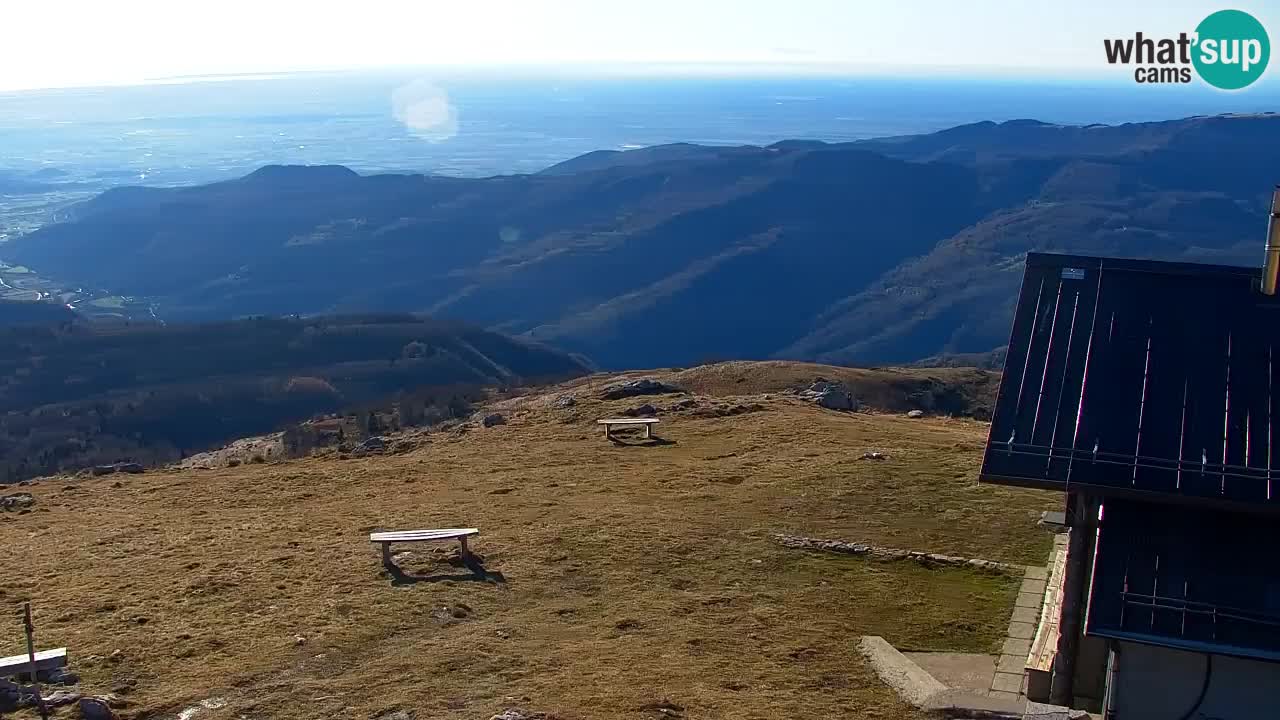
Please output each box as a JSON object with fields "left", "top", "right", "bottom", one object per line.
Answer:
{"left": 5, "top": 114, "right": 1278, "bottom": 367}
{"left": 0, "top": 313, "right": 589, "bottom": 482}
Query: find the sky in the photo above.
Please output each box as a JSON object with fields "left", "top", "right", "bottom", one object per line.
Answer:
{"left": 2, "top": 0, "right": 1278, "bottom": 92}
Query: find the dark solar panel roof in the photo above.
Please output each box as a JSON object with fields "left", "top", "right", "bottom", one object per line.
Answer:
{"left": 1086, "top": 499, "right": 1280, "bottom": 660}
{"left": 981, "top": 253, "right": 1280, "bottom": 512}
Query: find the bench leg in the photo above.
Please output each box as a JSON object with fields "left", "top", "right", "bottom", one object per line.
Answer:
{"left": 459, "top": 535, "right": 470, "bottom": 561}
{"left": 380, "top": 542, "right": 393, "bottom": 568}
{"left": 645, "top": 424, "right": 652, "bottom": 439}
{"left": 604, "top": 425, "right": 611, "bottom": 440}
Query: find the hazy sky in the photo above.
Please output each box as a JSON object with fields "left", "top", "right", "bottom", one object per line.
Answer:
{"left": 3, "top": 0, "right": 1277, "bottom": 91}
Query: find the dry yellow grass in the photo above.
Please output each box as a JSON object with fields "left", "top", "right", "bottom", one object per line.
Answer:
{"left": 1, "top": 364, "right": 1054, "bottom": 719}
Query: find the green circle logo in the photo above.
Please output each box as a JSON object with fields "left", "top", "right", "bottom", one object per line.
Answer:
{"left": 1193, "top": 10, "right": 1270, "bottom": 90}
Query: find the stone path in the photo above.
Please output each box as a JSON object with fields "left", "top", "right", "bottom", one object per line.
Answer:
{"left": 989, "top": 560, "right": 1051, "bottom": 701}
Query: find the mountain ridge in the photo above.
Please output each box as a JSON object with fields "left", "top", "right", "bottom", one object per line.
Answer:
{"left": 5, "top": 113, "right": 1278, "bottom": 368}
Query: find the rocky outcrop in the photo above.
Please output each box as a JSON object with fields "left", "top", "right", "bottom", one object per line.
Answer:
{"left": 796, "top": 379, "right": 859, "bottom": 411}
{"left": 90, "top": 463, "right": 144, "bottom": 476}
{"left": 600, "top": 379, "right": 683, "bottom": 400}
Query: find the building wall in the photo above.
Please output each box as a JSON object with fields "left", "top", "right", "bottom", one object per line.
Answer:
{"left": 1112, "top": 641, "right": 1280, "bottom": 720}
{"left": 1064, "top": 495, "right": 1107, "bottom": 709}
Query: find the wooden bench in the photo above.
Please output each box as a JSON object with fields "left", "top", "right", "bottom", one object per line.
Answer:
{"left": 597, "top": 417, "right": 659, "bottom": 440}
{"left": 0, "top": 647, "right": 66, "bottom": 678}
{"left": 370, "top": 528, "right": 479, "bottom": 568}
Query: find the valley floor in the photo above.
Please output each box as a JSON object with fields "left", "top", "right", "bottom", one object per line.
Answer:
{"left": 1, "top": 364, "right": 1054, "bottom": 719}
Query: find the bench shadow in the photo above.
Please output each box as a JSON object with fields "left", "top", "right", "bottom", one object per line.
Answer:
{"left": 608, "top": 435, "right": 677, "bottom": 448}
{"left": 384, "top": 555, "right": 506, "bottom": 586}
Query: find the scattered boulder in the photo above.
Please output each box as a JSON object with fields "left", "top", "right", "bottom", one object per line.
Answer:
{"left": 78, "top": 696, "right": 116, "bottom": 720}
{"left": 355, "top": 436, "right": 387, "bottom": 453}
{"left": 858, "top": 452, "right": 890, "bottom": 461}
{"left": 553, "top": 395, "right": 577, "bottom": 408}
{"left": 114, "top": 463, "right": 144, "bottom": 474}
{"left": 372, "top": 709, "right": 416, "bottom": 720}
{"left": 1, "top": 679, "right": 23, "bottom": 712}
{"left": 623, "top": 403, "right": 659, "bottom": 418}
{"left": 490, "top": 710, "right": 548, "bottom": 720}
{"left": 600, "top": 378, "right": 683, "bottom": 400}
{"left": 44, "top": 668, "right": 80, "bottom": 685}
{"left": 482, "top": 413, "right": 507, "bottom": 428}
{"left": 639, "top": 699, "right": 685, "bottom": 718}
{"left": 906, "top": 410, "right": 925, "bottom": 418}
{"left": 43, "top": 689, "right": 82, "bottom": 706}
{"left": 1, "top": 493, "right": 34, "bottom": 512}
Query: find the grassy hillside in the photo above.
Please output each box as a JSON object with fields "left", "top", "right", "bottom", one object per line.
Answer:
{"left": 0, "top": 365, "right": 1054, "bottom": 720}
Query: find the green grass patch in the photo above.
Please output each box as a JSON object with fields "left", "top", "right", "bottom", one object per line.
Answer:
{"left": 774, "top": 552, "right": 1021, "bottom": 655}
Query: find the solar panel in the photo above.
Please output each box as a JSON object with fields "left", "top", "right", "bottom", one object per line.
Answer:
{"left": 982, "top": 253, "right": 1280, "bottom": 511}
{"left": 1087, "top": 499, "right": 1280, "bottom": 660}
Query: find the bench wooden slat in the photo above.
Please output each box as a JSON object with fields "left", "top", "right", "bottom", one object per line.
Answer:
{"left": 597, "top": 418, "right": 659, "bottom": 424}
{"left": 369, "top": 528, "right": 478, "bottom": 543}
{"left": 0, "top": 647, "right": 67, "bottom": 677}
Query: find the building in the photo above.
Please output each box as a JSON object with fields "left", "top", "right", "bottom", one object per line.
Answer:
{"left": 980, "top": 193, "right": 1280, "bottom": 720}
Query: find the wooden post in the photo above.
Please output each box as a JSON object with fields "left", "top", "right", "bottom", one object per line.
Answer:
{"left": 380, "top": 542, "right": 392, "bottom": 568}
{"left": 22, "top": 603, "right": 50, "bottom": 720}
{"left": 459, "top": 535, "right": 470, "bottom": 561}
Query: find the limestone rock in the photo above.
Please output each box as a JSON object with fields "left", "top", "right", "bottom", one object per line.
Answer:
{"left": 357, "top": 436, "right": 387, "bottom": 452}
{"left": 79, "top": 696, "right": 116, "bottom": 720}
{"left": 623, "top": 403, "right": 658, "bottom": 418}
{"left": 600, "top": 378, "right": 683, "bottom": 400}
{"left": 44, "top": 668, "right": 80, "bottom": 685}
{"left": 482, "top": 413, "right": 507, "bottom": 428}
{"left": 553, "top": 395, "right": 576, "bottom": 408}
{"left": 906, "top": 410, "right": 925, "bottom": 418}
{"left": 796, "top": 380, "right": 859, "bottom": 411}
{"left": 43, "top": 689, "right": 82, "bottom": 706}
{"left": 1, "top": 492, "right": 34, "bottom": 511}
{"left": 489, "top": 711, "right": 548, "bottom": 720}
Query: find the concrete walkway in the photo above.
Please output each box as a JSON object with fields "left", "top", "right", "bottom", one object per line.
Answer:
{"left": 904, "top": 652, "right": 995, "bottom": 693}
{"left": 989, "top": 561, "right": 1050, "bottom": 700}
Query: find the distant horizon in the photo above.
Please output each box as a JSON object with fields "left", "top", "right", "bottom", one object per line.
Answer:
{"left": 4, "top": 0, "right": 1278, "bottom": 93}
{"left": 6, "top": 61, "right": 1280, "bottom": 98}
